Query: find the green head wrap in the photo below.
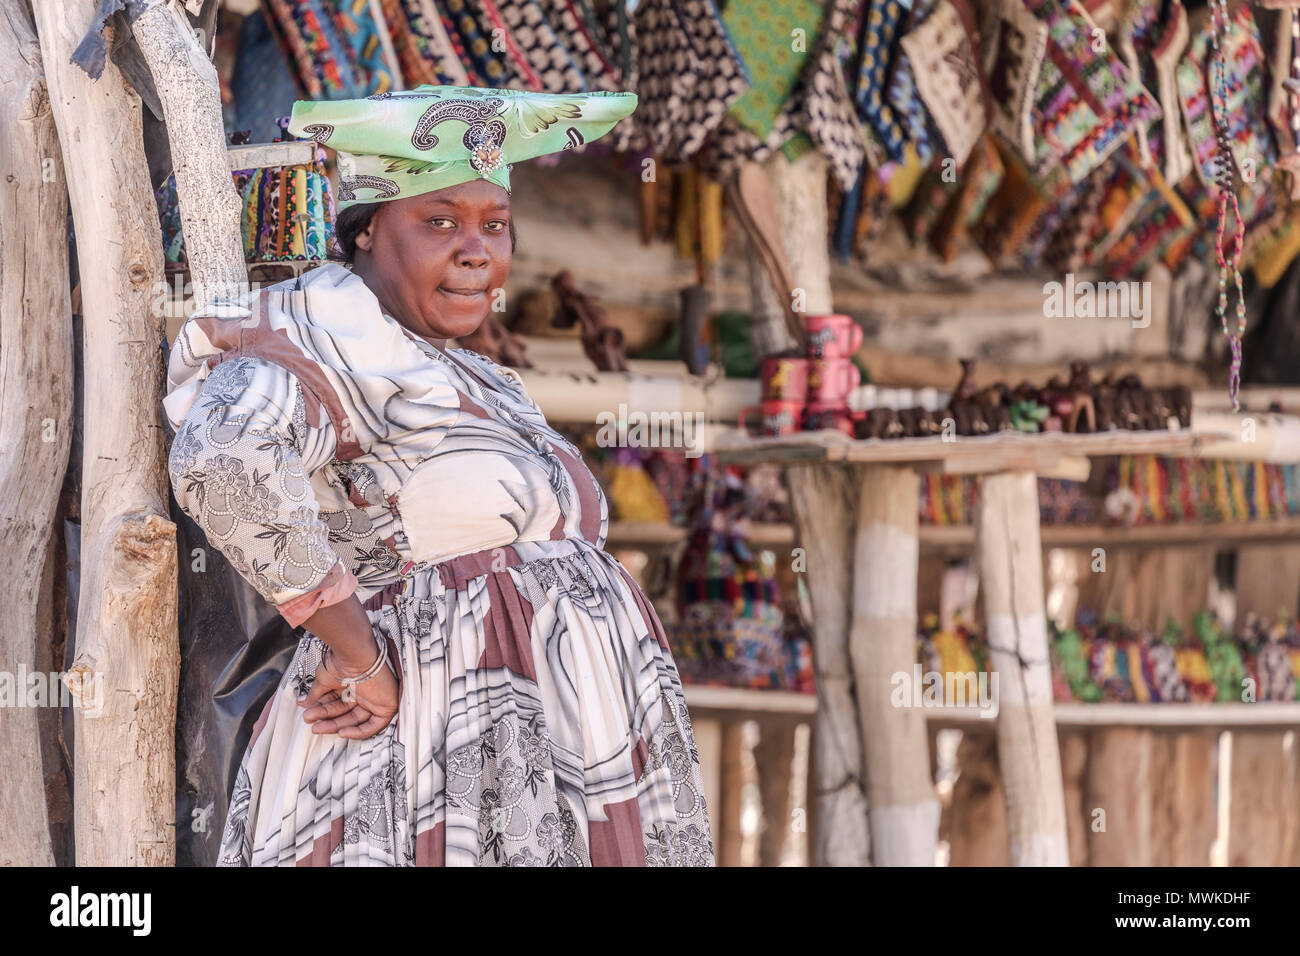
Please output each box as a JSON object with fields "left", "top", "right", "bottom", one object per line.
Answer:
{"left": 287, "top": 86, "right": 638, "bottom": 211}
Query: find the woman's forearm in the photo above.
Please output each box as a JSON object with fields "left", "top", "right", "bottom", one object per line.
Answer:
{"left": 300, "top": 595, "right": 384, "bottom": 672}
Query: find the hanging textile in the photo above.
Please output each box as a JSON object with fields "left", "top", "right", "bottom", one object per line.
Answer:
{"left": 1021, "top": 0, "right": 1161, "bottom": 183}
{"left": 384, "top": 0, "right": 475, "bottom": 85}
{"left": 490, "top": 0, "right": 587, "bottom": 92}
{"left": 984, "top": 0, "right": 1048, "bottom": 160}
{"left": 632, "top": 0, "right": 749, "bottom": 163}
{"left": 899, "top": 0, "right": 988, "bottom": 167}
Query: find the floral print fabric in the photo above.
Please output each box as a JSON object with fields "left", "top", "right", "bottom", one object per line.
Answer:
{"left": 165, "top": 263, "right": 714, "bottom": 866}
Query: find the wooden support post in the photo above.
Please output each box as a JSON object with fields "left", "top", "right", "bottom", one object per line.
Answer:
{"left": 1084, "top": 727, "right": 1153, "bottom": 865}
{"left": 1058, "top": 730, "right": 1089, "bottom": 866}
{"left": 787, "top": 463, "right": 871, "bottom": 865}
{"left": 746, "top": 150, "right": 833, "bottom": 355}
{"left": 131, "top": 0, "right": 246, "bottom": 308}
{"left": 33, "top": 1, "right": 179, "bottom": 866}
{"left": 753, "top": 717, "right": 798, "bottom": 866}
{"left": 975, "top": 470, "right": 1069, "bottom": 865}
{"left": 946, "top": 731, "right": 1009, "bottom": 866}
{"left": 853, "top": 465, "right": 938, "bottom": 865}
{"left": 718, "top": 721, "right": 747, "bottom": 867}
{"left": 693, "top": 716, "right": 722, "bottom": 855}
{"left": 0, "top": 0, "right": 74, "bottom": 867}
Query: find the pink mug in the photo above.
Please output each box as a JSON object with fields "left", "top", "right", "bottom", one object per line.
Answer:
{"left": 805, "top": 314, "right": 864, "bottom": 359}
{"left": 738, "top": 400, "right": 804, "bottom": 437}
{"left": 806, "top": 358, "right": 861, "bottom": 405}
{"left": 759, "top": 356, "right": 809, "bottom": 402}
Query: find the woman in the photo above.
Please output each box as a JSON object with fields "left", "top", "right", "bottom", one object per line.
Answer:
{"left": 164, "top": 86, "right": 714, "bottom": 866}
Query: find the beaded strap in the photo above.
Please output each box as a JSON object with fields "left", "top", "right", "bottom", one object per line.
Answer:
{"left": 1208, "top": 0, "right": 1246, "bottom": 411}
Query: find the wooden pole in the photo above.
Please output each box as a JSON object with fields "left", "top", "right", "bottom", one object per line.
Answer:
{"left": 745, "top": 150, "right": 832, "bottom": 359}
{"left": 717, "top": 721, "right": 747, "bottom": 867}
{"left": 974, "top": 470, "right": 1069, "bottom": 865}
{"left": 852, "top": 464, "right": 938, "bottom": 864}
{"left": 787, "top": 463, "right": 871, "bottom": 864}
{"left": 131, "top": 0, "right": 246, "bottom": 308}
{"left": 753, "top": 717, "right": 798, "bottom": 866}
{"left": 1058, "top": 730, "right": 1089, "bottom": 865}
{"left": 33, "top": 0, "right": 179, "bottom": 866}
{"left": 946, "top": 731, "right": 1009, "bottom": 866}
{"left": 0, "top": 0, "right": 74, "bottom": 867}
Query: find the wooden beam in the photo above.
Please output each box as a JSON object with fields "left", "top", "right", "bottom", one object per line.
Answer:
{"left": 975, "top": 470, "right": 1070, "bottom": 865}
{"left": 0, "top": 0, "right": 74, "bottom": 868}
{"left": 34, "top": 0, "right": 180, "bottom": 866}
{"left": 226, "top": 140, "right": 316, "bottom": 171}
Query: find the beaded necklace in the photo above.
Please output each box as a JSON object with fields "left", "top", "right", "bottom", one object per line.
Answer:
{"left": 1207, "top": 0, "right": 1247, "bottom": 412}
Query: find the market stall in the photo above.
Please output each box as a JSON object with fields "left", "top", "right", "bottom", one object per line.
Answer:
{"left": 7, "top": 0, "right": 1300, "bottom": 869}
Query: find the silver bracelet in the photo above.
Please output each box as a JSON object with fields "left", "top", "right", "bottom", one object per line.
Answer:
{"left": 322, "top": 633, "right": 389, "bottom": 703}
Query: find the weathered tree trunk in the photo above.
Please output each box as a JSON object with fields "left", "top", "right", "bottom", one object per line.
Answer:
{"left": 748, "top": 150, "right": 832, "bottom": 358}
{"left": 131, "top": 0, "right": 245, "bottom": 308}
{"left": 975, "top": 470, "right": 1069, "bottom": 865}
{"left": 0, "top": 0, "right": 74, "bottom": 868}
{"left": 852, "top": 465, "right": 937, "bottom": 864}
{"left": 34, "top": 0, "right": 178, "bottom": 866}
{"left": 787, "top": 463, "right": 871, "bottom": 865}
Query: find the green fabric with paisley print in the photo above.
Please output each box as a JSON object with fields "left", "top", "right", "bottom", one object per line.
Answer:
{"left": 288, "top": 85, "right": 638, "bottom": 210}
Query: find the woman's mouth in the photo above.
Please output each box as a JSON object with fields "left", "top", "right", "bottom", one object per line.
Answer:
{"left": 439, "top": 286, "right": 486, "bottom": 298}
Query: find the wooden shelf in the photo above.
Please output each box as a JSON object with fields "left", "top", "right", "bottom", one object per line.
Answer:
{"left": 610, "top": 517, "right": 1300, "bottom": 554}
{"left": 711, "top": 428, "right": 1232, "bottom": 474}
{"left": 605, "top": 521, "right": 797, "bottom": 549}
{"left": 681, "top": 689, "right": 1300, "bottom": 729}
{"left": 227, "top": 140, "right": 317, "bottom": 171}
{"left": 683, "top": 685, "right": 817, "bottom": 721}
{"left": 926, "top": 701, "right": 1300, "bottom": 729}
{"left": 604, "top": 522, "right": 686, "bottom": 546}
{"left": 919, "top": 517, "right": 1300, "bottom": 553}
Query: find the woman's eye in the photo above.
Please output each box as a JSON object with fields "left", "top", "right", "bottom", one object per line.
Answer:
{"left": 428, "top": 217, "right": 454, "bottom": 228}
{"left": 485, "top": 220, "right": 508, "bottom": 233}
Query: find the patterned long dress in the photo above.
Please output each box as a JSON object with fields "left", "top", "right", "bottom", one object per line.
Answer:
{"left": 164, "top": 263, "right": 714, "bottom": 866}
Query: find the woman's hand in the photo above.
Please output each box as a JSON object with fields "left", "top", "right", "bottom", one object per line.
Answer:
{"left": 298, "top": 646, "right": 400, "bottom": 740}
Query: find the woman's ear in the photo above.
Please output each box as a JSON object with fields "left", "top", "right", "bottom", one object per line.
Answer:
{"left": 354, "top": 214, "right": 376, "bottom": 253}
{"left": 353, "top": 219, "right": 374, "bottom": 251}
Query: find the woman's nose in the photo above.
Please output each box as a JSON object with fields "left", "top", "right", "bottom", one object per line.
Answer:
{"left": 456, "top": 236, "right": 490, "bottom": 267}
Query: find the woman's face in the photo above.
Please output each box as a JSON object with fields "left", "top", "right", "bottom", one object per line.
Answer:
{"left": 350, "top": 178, "right": 512, "bottom": 345}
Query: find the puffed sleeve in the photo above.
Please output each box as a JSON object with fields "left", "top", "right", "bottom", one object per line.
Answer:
{"left": 167, "top": 356, "right": 358, "bottom": 627}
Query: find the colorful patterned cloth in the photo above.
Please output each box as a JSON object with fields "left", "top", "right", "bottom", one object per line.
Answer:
{"left": 984, "top": 0, "right": 1048, "bottom": 159}
{"left": 856, "top": 0, "right": 915, "bottom": 163}
{"left": 899, "top": 0, "right": 987, "bottom": 166}
{"left": 1022, "top": 0, "right": 1161, "bottom": 183}
{"left": 722, "top": 0, "right": 825, "bottom": 140}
